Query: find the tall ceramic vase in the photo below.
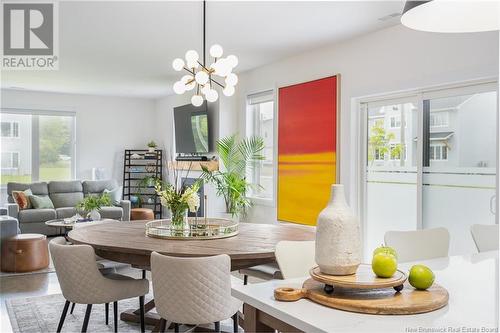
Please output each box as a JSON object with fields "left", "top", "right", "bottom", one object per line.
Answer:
{"left": 315, "top": 184, "right": 361, "bottom": 275}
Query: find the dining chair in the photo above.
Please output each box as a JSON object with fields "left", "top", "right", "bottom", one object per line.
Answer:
{"left": 239, "top": 263, "right": 282, "bottom": 285}
{"left": 49, "top": 237, "right": 149, "bottom": 333}
{"left": 470, "top": 224, "right": 499, "bottom": 252}
{"left": 275, "top": 241, "right": 316, "bottom": 279}
{"left": 151, "top": 252, "right": 241, "bottom": 333}
{"left": 384, "top": 228, "right": 450, "bottom": 262}
{"left": 384, "top": 227, "right": 450, "bottom": 263}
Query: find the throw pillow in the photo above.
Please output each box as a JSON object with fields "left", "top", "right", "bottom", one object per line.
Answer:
{"left": 103, "top": 186, "right": 123, "bottom": 206}
{"left": 29, "top": 195, "right": 55, "bottom": 209}
{"left": 12, "top": 189, "right": 33, "bottom": 210}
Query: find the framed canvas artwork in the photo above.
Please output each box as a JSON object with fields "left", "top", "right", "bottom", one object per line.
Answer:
{"left": 277, "top": 75, "right": 339, "bottom": 226}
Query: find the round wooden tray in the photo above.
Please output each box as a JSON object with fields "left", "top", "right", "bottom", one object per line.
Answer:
{"left": 310, "top": 264, "right": 407, "bottom": 291}
{"left": 274, "top": 278, "right": 449, "bottom": 315}
{"left": 145, "top": 218, "right": 238, "bottom": 240}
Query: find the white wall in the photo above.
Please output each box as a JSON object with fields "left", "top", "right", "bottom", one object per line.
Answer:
{"left": 1, "top": 89, "right": 157, "bottom": 187}
{"left": 235, "top": 24, "right": 499, "bottom": 224}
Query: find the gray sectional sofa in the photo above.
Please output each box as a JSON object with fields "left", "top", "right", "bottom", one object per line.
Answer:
{"left": 6, "top": 180, "right": 130, "bottom": 235}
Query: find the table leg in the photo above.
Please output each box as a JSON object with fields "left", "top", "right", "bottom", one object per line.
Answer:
{"left": 121, "top": 299, "right": 161, "bottom": 327}
{"left": 243, "top": 303, "right": 303, "bottom": 333}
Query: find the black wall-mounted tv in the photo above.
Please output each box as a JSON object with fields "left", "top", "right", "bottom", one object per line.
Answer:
{"left": 174, "top": 101, "right": 211, "bottom": 154}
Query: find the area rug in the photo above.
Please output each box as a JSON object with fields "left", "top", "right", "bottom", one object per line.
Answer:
{"left": 6, "top": 293, "right": 151, "bottom": 333}
{"left": 6, "top": 293, "right": 237, "bottom": 333}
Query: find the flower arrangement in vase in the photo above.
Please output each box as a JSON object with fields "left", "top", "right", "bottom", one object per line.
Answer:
{"left": 155, "top": 161, "right": 201, "bottom": 230}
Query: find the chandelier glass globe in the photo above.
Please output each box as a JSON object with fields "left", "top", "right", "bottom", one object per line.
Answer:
{"left": 191, "top": 94, "right": 204, "bottom": 107}
{"left": 225, "top": 73, "right": 238, "bottom": 86}
{"left": 172, "top": 58, "right": 185, "bottom": 71}
{"left": 223, "top": 85, "right": 235, "bottom": 97}
{"left": 205, "top": 89, "right": 218, "bottom": 102}
{"left": 195, "top": 71, "right": 209, "bottom": 85}
{"left": 209, "top": 44, "right": 223, "bottom": 58}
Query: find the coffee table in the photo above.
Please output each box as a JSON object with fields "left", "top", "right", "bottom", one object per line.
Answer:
{"left": 45, "top": 218, "right": 115, "bottom": 236}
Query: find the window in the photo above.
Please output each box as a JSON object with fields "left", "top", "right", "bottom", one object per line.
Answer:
{"left": 429, "top": 144, "right": 447, "bottom": 161}
{"left": 430, "top": 111, "right": 449, "bottom": 127}
{"left": 374, "top": 148, "right": 385, "bottom": 161}
{"left": 246, "top": 90, "right": 274, "bottom": 200}
{"left": 0, "top": 111, "right": 76, "bottom": 187}
{"left": 389, "top": 116, "right": 401, "bottom": 128}
{"left": 1, "top": 121, "right": 19, "bottom": 138}
{"left": 362, "top": 81, "right": 497, "bottom": 257}
{"left": 1, "top": 152, "right": 19, "bottom": 169}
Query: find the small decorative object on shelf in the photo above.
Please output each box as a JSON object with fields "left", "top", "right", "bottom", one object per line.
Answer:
{"left": 145, "top": 218, "right": 239, "bottom": 240}
{"left": 123, "top": 149, "right": 163, "bottom": 218}
{"left": 147, "top": 140, "right": 157, "bottom": 153}
{"left": 315, "top": 184, "right": 361, "bottom": 275}
{"left": 75, "top": 193, "right": 111, "bottom": 221}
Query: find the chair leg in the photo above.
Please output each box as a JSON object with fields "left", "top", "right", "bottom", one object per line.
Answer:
{"left": 81, "top": 304, "right": 92, "bottom": 333}
{"left": 243, "top": 275, "right": 248, "bottom": 285}
{"left": 159, "top": 318, "right": 167, "bottom": 333}
{"left": 142, "top": 270, "right": 146, "bottom": 279}
{"left": 70, "top": 302, "right": 76, "bottom": 314}
{"left": 174, "top": 323, "right": 179, "bottom": 333}
{"left": 105, "top": 303, "right": 109, "bottom": 325}
{"left": 232, "top": 313, "right": 238, "bottom": 333}
{"left": 56, "top": 300, "right": 70, "bottom": 333}
{"left": 214, "top": 321, "right": 221, "bottom": 333}
{"left": 139, "top": 296, "right": 145, "bottom": 333}
{"left": 113, "top": 301, "right": 118, "bottom": 333}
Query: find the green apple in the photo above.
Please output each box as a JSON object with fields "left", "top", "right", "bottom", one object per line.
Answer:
{"left": 409, "top": 265, "right": 435, "bottom": 290}
{"left": 372, "top": 252, "right": 398, "bottom": 278}
{"left": 373, "top": 245, "right": 398, "bottom": 260}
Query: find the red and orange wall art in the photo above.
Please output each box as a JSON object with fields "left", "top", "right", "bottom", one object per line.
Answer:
{"left": 278, "top": 75, "right": 338, "bottom": 226}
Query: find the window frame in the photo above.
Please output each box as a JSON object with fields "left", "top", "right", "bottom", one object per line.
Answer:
{"left": 1, "top": 151, "right": 20, "bottom": 169}
{"left": 245, "top": 89, "right": 276, "bottom": 206}
{"left": 0, "top": 108, "right": 76, "bottom": 187}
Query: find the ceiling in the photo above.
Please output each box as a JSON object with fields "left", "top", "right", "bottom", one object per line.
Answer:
{"left": 1, "top": 1, "right": 405, "bottom": 98}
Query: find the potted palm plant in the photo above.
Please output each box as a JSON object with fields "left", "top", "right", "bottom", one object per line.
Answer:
{"left": 201, "top": 134, "right": 264, "bottom": 219}
{"left": 147, "top": 140, "right": 157, "bottom": 153}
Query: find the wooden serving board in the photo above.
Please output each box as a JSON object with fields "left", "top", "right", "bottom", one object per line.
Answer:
{"left": 310, "top": 264, "right": 407, "bottom": 289}
{"left": 274, "top": 279, "right": 449, "bottom": 315}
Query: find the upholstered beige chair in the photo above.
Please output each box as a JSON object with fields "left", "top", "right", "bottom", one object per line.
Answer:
{"left": 49, "top": 237, "right": 149, "bottom": 333}
{"left": 275, "top": 241, "right": 316, "bottom": 279}
{"left": 384, "top": 228, "right": 450, "bottom": 263}
{"left": 151, "top": 252, "right": 241, "bottom": 333}
{"left": 471, "top": 224, "right": 499, "bottom": 252}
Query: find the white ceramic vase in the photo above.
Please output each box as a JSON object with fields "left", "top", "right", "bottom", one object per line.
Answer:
{"left": 89, "top": 209, "right": 101, "bottom": 221}
{"left": 315, "top": 184, "right": 361, "bottom": 275}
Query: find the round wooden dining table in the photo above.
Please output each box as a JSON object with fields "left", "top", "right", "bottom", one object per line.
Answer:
{"left": 68, "top": 220, "right": 315, "bottom": 330}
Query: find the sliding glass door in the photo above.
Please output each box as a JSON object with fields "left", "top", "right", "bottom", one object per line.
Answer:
{"left": 422, "top": 87, "right": 497, "bottom": 254}
{"left": 362, "top": 81, "right": 497, "bottom": 256}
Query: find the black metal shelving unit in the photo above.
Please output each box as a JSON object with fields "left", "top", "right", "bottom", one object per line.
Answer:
{"left": 123, "top": 149, "right": 163, "bottom": 219}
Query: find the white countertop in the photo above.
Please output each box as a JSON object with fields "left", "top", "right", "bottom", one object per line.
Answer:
{"left": 232, "top": 251, "right": 499, "bottom": 333}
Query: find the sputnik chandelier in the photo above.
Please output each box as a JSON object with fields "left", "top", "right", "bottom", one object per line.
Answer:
{"left": 171, "top": 0, "right": 238, "bottom": 107}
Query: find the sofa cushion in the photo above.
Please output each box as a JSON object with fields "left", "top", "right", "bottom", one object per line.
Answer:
{"left": 49, "top": 181, "right": 83, "bottom": 193}
{"left": 50, "top": 192, "right": 84, "bottom": 209}
{"left": 29, "top": 195, "right": 55, "bottom": 209}
{"left": 83, "top": 180, "right": 118, "bottom": 196}
{"left": 56, "top": 207, "right": 77, "bottom": 219}
{"left": 18, "top": 209, "right": 56, "bottom": 223}
{"left": 103, "top": 186, "right": 123, "bottom": 205}
{"left": 7, "top": 182, "right": 48, "bottom": 203}
{"left": 12, "top": 189, "right": 33, "bottom": 209}
{"left": 99, "top": 206, "right": 123, "bottom": 220}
